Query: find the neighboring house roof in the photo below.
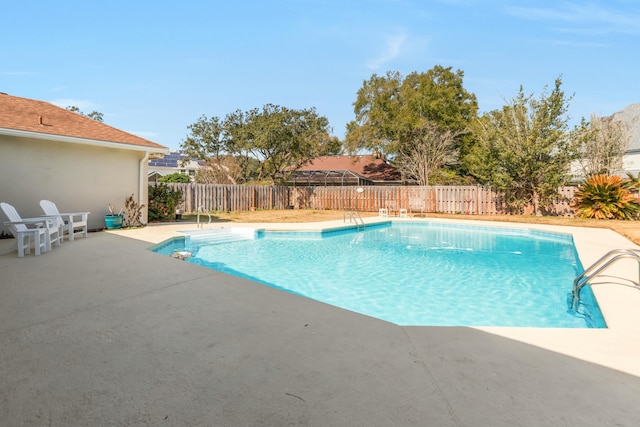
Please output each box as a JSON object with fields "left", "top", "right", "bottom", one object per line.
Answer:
{"left": 292, "top": 155, "right": 402, "bottom": 185}
{"left": 148, "top": 150, "right": 206, "bottom": 168}
{"left": 0, "top": 92, "right": 167, "bottom": 152}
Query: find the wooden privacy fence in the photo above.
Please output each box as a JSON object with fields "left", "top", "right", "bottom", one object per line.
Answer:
{"left": 163, "top": 183, "right": 579, "bottom": 216}
{"left": 168, "top": 184, "right": 291, "bottom": 212}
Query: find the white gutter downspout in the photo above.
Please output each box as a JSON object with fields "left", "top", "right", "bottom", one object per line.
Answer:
{"left": 140, "top": 151, "right": 150, "bottom": 223}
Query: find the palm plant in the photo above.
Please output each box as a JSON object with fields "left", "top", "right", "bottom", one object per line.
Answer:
{"left": 572, "top": 174, "right": 640, "bottom": 220}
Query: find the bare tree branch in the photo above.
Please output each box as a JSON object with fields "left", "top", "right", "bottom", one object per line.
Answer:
{"left": 574, "top": 113, "right": 629, "bottom": 177}
{"left": 396, "top": 122, "right": 462, "bottom": 185}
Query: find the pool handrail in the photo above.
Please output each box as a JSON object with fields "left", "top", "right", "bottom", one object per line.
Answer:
{"left": 343, "top": 210, "right": 365, "bottom": 231}
{"left": 196, "top": 206, "right": 212, "bottom": 228}
{"left": 572, "top": 248, "right": 640, "bottom": 311}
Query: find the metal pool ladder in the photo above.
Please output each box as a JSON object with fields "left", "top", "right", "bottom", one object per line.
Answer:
{"left": 196, "top": 206, "right": 212, "bottom": 228}
{"left": 343, "top": 210, "right": 365, "bottom": 231}
{"left": 571, "top": 248, "right": 640, "bottom": 311}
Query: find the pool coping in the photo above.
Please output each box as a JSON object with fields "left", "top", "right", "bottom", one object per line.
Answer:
{"left": 109, "top": 216, "right": 640, "bottom": 377}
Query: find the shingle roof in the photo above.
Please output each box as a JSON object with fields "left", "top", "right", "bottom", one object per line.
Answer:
{"left": 0, "top": 92, "right": 167, "bottom": 150}
{"left": 296, "top": 155, "right": 401, "bottom": 182}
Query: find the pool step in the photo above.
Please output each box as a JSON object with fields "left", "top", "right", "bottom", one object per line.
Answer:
{"left": 179, "top": 227, "right": 257, "bottom": 245}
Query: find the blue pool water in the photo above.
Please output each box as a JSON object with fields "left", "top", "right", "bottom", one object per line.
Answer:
{"left": 151, "top": 222, "right": 606, "bottom": 328}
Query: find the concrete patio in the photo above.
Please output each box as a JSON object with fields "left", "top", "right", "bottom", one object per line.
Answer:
{"left": 2, "top": 218, "right": 640, "bottom": 426}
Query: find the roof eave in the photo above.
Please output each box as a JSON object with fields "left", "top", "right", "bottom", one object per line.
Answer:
{"left": 0, "top": 127, "right": 169, "bottom": 155}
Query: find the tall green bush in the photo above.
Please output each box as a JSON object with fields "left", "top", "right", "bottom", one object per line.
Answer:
{"left": 148, "top": 183, "right": 184, "bottom": 221}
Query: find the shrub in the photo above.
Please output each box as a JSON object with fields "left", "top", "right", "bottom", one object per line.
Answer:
{"left": 158, "top": 173, "right": 191, "bottom": 183}
{"left": 123, "top": 194, "right": 145, "bottom": 227}
{"left": 148, "top": 183, "right": 184, "bottom": 222}
{"left": 572, "top": 174, "right": 640, "bottom": 220}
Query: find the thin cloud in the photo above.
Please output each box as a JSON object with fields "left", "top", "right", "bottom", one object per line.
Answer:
{"left": 507, "top": 3, "right": 640, "bottom": 35}
{"left": 550, "top": 39, "right": 609, "bottom": 48}
{"left": 2, "top": 71, "right": 34, "bottom": 76}
{"left": 366, "top": 30, "right": 408, "bottom": 70}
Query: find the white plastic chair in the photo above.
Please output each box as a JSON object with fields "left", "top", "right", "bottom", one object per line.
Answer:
{"left": 40, "top": 200, "right": 90, "bottom": 241}
{"left": 1, "top": 202, "right": 60, "bottom": 256}
{"left": 386, "top": 201, "right": 397, "bottom": 216}
{"left": 409, "top": 198, "right": 425, "bottom": 217}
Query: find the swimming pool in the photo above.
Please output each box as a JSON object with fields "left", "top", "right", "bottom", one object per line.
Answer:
{"left": 151, "top": 222, "right": 606, "bottom": 328}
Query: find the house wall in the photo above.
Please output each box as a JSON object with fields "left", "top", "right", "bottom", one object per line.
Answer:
{"left": 570, "top": 151, "right": 640, "bottom": 181}
{"left": 622, "top": 151, "right": 640, "bottom": 177}
{"left": 147, "top": 160, "right": 203, "bottom": 181}
{"left": 0, "top": 134, "right": 150, "bottom": 234}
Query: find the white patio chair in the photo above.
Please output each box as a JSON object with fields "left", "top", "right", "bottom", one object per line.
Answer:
{"left": 1, "top": 202, "right": 60, "bottom": 256}
{"left": 409, "top": 198, "right": 425, "bottom": 217}
{"left": 40, "top": 200, "right": 90, "bottom": 241}
{"left": 386, "top": 201, "right": 397, "bottom": 216}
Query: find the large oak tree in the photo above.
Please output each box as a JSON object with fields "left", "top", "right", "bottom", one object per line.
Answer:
{"left": 181, "top": 105, "right": 340, "bottom": 184}
{"left": 345, "top": 66, "right": 477, "bottom": 182}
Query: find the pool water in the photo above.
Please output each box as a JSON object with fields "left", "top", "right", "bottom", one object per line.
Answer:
{"left": 151, "top": 222, "right": 606, "bottom": 328}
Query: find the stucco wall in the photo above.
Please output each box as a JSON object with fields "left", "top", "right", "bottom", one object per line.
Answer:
{"left": 0, "top": 134, "right": 150, "bottom": 234}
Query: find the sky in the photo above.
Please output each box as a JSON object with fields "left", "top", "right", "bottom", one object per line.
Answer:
{"left": 2, "top": 0, "right": 639, "bottom": 150}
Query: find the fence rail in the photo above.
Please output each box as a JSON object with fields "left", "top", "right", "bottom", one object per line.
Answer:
{"left": 163, "top": 183, "right": 581, "bottom": 217}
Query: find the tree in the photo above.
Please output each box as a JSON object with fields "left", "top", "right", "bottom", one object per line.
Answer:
{"left": 395, "top": 121, "right": 463, "bottom": 185}
{"left": 397, "top": 67, "right": 477, "bottom": 155}
{"left": 181, "top": 105, "right": 340, "bottom": 184}
{"left": 66, "top": 105, "right": 104, "bottom": 122}
{"left": 182, "top": 115, "right": 244, "bottom": 183}
{"left": 181, "top": 115, "right": 225, "bottom": 160}
{"left": 223, "top": 104, "right": 339, "bottom": 183}
{"left": 465, "top": 78, "right": 577, "bottom": 215}
{"left": 181, "top": 115, "right": 257, "bottom": 183}
{"left": 573, "top": 113, "right": 629, "bottom": 178}
{"left": 194, "top": 155, "right": 244, "bottom": 184}
{"left": 346, "top": 65, "right": 478, "bottom": 185}
{"left": 345, "top": 66, "right": 477, "bottom": 180}
{"left": 86, "top": 111, "right": 104, "bottom": 122}
{"left": 346, "top": 71, "right": 403, "bottom": 155}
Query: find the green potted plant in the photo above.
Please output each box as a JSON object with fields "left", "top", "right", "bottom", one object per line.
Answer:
{"left": 104, "top": 204, "right": 124, "bottom": 229}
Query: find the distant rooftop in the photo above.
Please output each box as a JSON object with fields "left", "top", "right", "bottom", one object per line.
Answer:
{"left": 295, "top": 155, "right": 402, "bottom": 181}
{"left": 289, "top": 155, "right": 403, "bottom": 186}
{"left": 148, "top": 150, "right": 205, "bottom": 167}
